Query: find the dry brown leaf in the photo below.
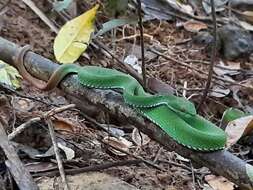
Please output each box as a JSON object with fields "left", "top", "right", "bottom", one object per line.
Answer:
{"left": 25, "top": 162, "right": 57, "bottom": 173}
{"left": 52, "top": 118, "right": 75, "bottom": 132}
{"left": 214, "top": 61, "right": 240, "bottom": 76}
{"left": 102, "top": 136, "right": 133, "bottom": 156}
{"left": 52, "top": 116, "right": 85, "bottom": 134}
{"left": 205, "top": 175, "right": 234, "bottom": 190}
{"left": 12, "top": 97, "right": 34, "bottom": 112}
{"left": 147, "top": 77, "right": 174, "bottom": 95}
{"left": 240, "top": 11, "right": 253, "bottom": 24}
{"left": 132, "top": 128, "right": 150, "bottom": 146}
{"left": 209, "top": 86, "right": 230, "bottom": 98}
{"left": 225, "top": 116, "right": 253, "bottom": 148}
{"left": 183, "top": 20, "right": 208, "bottom": 33}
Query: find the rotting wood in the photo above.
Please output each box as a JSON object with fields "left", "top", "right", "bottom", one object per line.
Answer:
{"left": 0, "top": 37, "right": 252, "bottom": 189}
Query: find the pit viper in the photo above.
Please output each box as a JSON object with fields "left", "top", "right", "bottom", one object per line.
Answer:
{"left": 14, "top": 46, "right": 227, "bottom": 151}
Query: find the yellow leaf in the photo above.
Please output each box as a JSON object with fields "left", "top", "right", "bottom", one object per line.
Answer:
{"left": 54, "top": 5, "right": 99, "bottom": 63}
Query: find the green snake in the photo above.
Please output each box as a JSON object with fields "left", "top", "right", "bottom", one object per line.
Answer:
{"left": 14, "top": 46, "right": 227, "bottom": 151}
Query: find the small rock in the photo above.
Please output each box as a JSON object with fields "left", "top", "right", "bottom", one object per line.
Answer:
{"left": 193, "top": 25, "right": 253, "bottom": 60}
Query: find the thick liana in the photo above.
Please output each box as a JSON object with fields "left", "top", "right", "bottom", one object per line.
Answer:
{"left": 15, "top": 56, "right": 227, "bottom": 151}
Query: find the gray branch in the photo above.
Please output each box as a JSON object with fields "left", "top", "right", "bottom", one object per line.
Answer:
{"left": 0, "top": 118, "right": 38, "bottom": 190}
{"left": 0, "top": 37, "right": 252, "bottom": 189}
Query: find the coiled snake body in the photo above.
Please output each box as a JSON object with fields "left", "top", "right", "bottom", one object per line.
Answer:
{"left": 14, "top": 46, "right": 227, "bottom": 151}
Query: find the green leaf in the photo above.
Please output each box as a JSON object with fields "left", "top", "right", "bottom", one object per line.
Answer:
{"left": 222, "top": 108, "right": 248, "bottom": 123}
{"left": 0, "top": 60, "right": 22, "bottom": 89}
{"left": 220, "top": 107, "right": 249, "bottom": 129}
{"left": 53, "top": 0, "right": 73, "bottom": 12}
{"left": 95, "top": 17, "right": 138, "bottom": 37}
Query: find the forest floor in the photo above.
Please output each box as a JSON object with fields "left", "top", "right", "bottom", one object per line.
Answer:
{"left": 0, "top": 0, "right": 252, "bottom": 190}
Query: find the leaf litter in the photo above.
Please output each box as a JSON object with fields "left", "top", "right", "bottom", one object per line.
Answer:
{"left": 1, "top": 0, "right": 253, "bottom": 189}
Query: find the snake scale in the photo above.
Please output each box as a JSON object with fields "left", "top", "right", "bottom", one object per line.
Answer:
{"left": 14, "top": 46, "right": 227, "bottom": 151}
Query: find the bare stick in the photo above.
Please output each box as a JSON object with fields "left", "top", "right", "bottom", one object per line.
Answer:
{"left": 45, "top": 118, "right": 70, "bottom": 190}
{"left": 197, "top": 0, "right": 217, "bottom": 112}
{"left": 8, "top": 117, "right": 41, "bottom": 140}
{"left": 0, "top": 83, "right": 59, "bottom": 106}
{"left": 32, "top": 159, "right": 142, "bottom": 177}
{"left": 45, "top": 104, "right": 75, "bottom": 117}
{"left": 136, "top": 0, "right": 147, "bottom": 88}
{"left": 22, "top": 0, "right": 59, "bottom": 33}
{"left": 153, "top": 147, "right": 163, "bottom": 164}
{"left": 8, "top": 104, "right": 75, "bottom": 140}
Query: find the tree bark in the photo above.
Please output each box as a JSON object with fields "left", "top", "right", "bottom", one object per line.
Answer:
{"left": 0, "top": 36, "right": 252, "bottom": 189}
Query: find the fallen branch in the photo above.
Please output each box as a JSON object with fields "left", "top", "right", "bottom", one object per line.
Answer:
{"left": 0, "top": 116, "right": 38, "bottom": 190}
{"left": 0, "top": 37, "right": 253, "bottom": 189}
{"left": 32, "top": 159, "right": 142, "bottom": 178}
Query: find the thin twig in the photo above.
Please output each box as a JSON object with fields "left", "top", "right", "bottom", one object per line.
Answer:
{"left": 197, "top": 0, "right": 217, "bottom": 112}
{"left": 153, "top": 147, "right": 163, "bottom": 164}
{"left": 22, "top": 0, "right": 59, "bottom": 33}
{"left": 32, "top": 159, "right": 142, "bottom": 177}
{"left": 8, "top": 104, "right": 76, "bottom": 189}
{"left": 8, "top": 104, "right": 75, "bottom": 141}
{"left": 145, "top": 1, "right": 226, "bottom": 25}
{"left": 45, "top": 118, "right": 70, "bottom": 190}
{"left": 8, "top": 117, "right": 41, "bottom": 140}
{"left": 0, "top": 0, "right": 10, "bottom": 13}
{"left": 102, "top": 140, "right": 165, "bottom": 171}
{"left": 0, "top": 83, "right": 59, "bottom": 106}
{"left": 184, "top": 59, "right": 242, "bottom": 71}
{"left": 76, "top": 110, "right": 119, "bottom": 138}
{"left": 45, "top": 104, "right": 75, "bottom": 117}
{"left": 93, "top": 39, "right": 143, "bottom": 84}
{"left": 158, "top": 159, "right": 192, "bottom": 172}
{"left": 191, "top": 162, "right": 196, "bottom": 190}
{"left": 150, "top": 48, "right": 251, "bottom": 89}
{"left": 136, "top": 0, "right": 146, "bottom": 88}
{"left": 150, "top": 48, "right": 212, "bottom": 75}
